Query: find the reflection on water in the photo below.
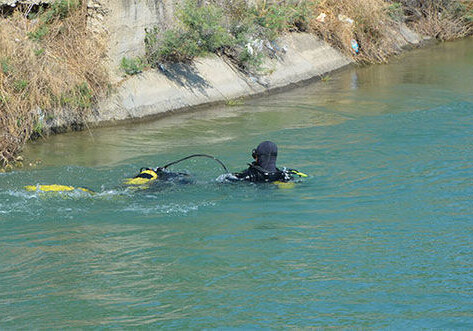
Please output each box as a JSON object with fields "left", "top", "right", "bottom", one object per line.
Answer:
{"left": 24, "top": 39, "right": 473, "bottom": 168}
{"left": 1, "top": 38, "right": 473, "bottom": 328}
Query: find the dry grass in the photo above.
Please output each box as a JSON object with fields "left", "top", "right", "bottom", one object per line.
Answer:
{"left": 407, "top": 0, "right": 473, "bottom": 40}
{"left": 307, "top": 0, "right": 402, "bottom": 63}
{"left": 0, "top": 1, "right": 108, "bottom": 167}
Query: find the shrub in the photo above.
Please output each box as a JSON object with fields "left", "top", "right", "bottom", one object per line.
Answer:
{"left": 145, "top": 0, "right": 235, "bottom": 64}
{"left": 177, "top": 0, "right": 235, "bottom": 53}
{"left": 144, "top": 0, "right": 311, "bottom": 71}
{"left": 238, "top": 47, "right": 264, "bottom": 72}
{"left": 146, "top": 27, "right": 201, "bottom": 64}
{"left": 387, "top": 2, "right": 404, "bottom": 22}
{"left": 252, "top": 1, "right": 313, "bottom": 40}
{"left": 120, "top": 57, "right": 145, "bottom": 75}
{"left": 28, "top": 0, "right": 80, "bottom": 42}
{"left": 42, "top": 0, "right": 81, "bottom": 24}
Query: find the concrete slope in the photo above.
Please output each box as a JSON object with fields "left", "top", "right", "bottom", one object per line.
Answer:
{"left": 92, "top": 33, "right": 353, "bottom": 125}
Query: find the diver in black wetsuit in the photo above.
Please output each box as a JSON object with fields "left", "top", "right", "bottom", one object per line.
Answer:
{"left": 126, "top": 148, "right": 306, "bottom": 187}
{"left": 232, "top": 141, "right": 294, "bottom": 183}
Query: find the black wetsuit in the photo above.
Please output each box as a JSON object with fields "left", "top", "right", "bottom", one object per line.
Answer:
{"left": 234, "top": 162, "right": 293, "bottom": 183}
{"left": 232, "top": 141, "right": 294, "bottom": 183}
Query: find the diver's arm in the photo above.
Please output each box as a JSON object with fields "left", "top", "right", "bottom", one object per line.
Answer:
{"left": 218, "top": 168, "right": 251, "bottom": 182}
{"left": 233, "top": 168, "right": 250, "bottom": 180}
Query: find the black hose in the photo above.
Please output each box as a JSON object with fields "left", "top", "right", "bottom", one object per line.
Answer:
{"left": 161, "top": 154, "right": 230, "bottom": 173}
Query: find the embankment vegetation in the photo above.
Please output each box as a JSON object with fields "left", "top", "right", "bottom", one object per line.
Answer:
{"left": 1, "top": 0, "right": 472, "bottom": 169}
{"left": 0, "top": 0, "right": 108, "bottom": 169}
{"left": 141, "top": 0, "right": 473, "bottom": 70}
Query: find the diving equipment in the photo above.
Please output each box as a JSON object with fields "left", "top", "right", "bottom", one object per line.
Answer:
{"left": 24, "top": 184, "right": 94, "bottom": 194}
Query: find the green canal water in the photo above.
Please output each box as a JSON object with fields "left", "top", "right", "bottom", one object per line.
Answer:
{"left": 1, "top": 39, "right": 473, "bottom": 328}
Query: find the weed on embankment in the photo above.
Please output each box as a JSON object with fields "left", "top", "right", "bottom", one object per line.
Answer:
{"left": 142, "top": 0, "right": 473, "bottom": 70}
{"left": 402, "top": 0, "right": 473, "bottom": 40}
{"left": 308, "top": 0, "right": 472, "bottom": 63}
{"left": 143, "top": 0, "right": 311, "bottom": 73}
{"left": 0, "top": 0, "right": 108, "bottom": 168}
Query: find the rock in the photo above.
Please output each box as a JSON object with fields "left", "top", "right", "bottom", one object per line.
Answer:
{"left": 400, "top": 24, "right": 422, "bottom": 45}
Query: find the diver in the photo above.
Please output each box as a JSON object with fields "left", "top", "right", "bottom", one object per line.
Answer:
{"left": 25, "top": 148, "right": 306, "bottom": 194}
{"left": 124, "top": 154, "right": 230, "bottom": 189}
{"left": 227, "top": 141, "right": 307, "bottom": 183}
{"left": 124, "top": 166, "right": 192, "bottom": 188}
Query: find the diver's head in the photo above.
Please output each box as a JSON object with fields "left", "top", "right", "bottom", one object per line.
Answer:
{"left": 252, "top": 141, "right": 278, "bottom": 172}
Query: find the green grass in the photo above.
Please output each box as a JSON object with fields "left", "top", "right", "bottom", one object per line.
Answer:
{"left": 28, "top": 0, "right": 80, "bottom": 41}
{"left": 28, "top": 25, "right": 49, "bottom": 41}
{"left": 13, "top": 80, "right": 28, "bottom": 92}
{"left": 60, "top": 82, "right": 93, "bottom": 109}
{"left": 226, "top": 98, "right": 245, "bottom": 106}
{"left": 34, "top": 48, "right": 45, "bottom": 57}
{"left": 120, "top": 57, "right": 145, "bottom": 75}
{"left": 42, "top": 0, "right": 81, "bottom": 24}
{"left": 144, "top": 0, "right": 311, "bottom": 71}
{"left": 1, "top": 57, "right": 10, "bottom": 74}
{"left": 387, "top": 2, "right": 404, "bottom": 22}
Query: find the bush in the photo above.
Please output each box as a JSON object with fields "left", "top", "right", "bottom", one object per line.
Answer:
{"left": 146, "top": 27, "right": 201, "bottom": 64}
{"left": 308, "top": 0, "right": 402, "bottom": 63}
{"left": 238, "top": 47, "right": 263, "bottom": 72}
{"left": 252, "top": 1, "right": 313, "bottom": 40}
{"left": 177, "top": 0, "right": 235, "bottom": 53}
{"left": 42, "top": 0, "right": 81, "bottom": 24}
{"left": 28, "top": 0, "right": 80, "bottom": 41}
{"left": 145, "top": 0, "right": 234, "bottom": 64}
{"left": 120, "top": 57, "right": 145, "bottom": 75}
{"left": 387, "top": 2, "right": 404, "bottom": 22}
{"left": 144, "top": 0, "right": 311, "bottom": 72}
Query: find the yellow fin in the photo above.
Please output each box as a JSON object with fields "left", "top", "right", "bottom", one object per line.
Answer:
{"left": 25, "top": 185, "right": 75, "bottom": 192}
{"left": 274, "top": 181, "right": 295, "bottom": 189}
{"left": 77, "top": 187, "right": 94, "bottom": 194}
{"left": 25, "top": 185, "right": 94, "bottom": 194}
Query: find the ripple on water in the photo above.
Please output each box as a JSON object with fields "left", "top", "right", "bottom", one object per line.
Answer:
{"left": 2, "top": 40, "right": 473, "bottom": 328}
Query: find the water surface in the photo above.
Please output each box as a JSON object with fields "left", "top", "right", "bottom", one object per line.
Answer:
{"left": 1, "top": 39, "right": 473, "bottom": 328}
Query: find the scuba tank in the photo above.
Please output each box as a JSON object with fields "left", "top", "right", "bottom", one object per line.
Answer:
{"left": 123, "top": 154, "right": 227, "bottom": 188}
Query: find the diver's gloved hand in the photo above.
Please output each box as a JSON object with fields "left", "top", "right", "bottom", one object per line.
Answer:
{"left": 216, "top": 173, "right": 239, "bottom": 182}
